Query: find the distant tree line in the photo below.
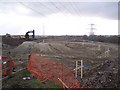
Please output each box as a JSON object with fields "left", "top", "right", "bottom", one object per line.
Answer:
{"left": 2, "top": 34, "right": 119, "bottom": 46}
{"left": 83, "top": 35, "right": 119, "bottom": 44}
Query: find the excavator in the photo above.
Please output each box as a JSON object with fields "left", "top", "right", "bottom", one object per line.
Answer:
{"left": 19, "top": 30, "right": 35, "bottom": 41}
{"left": 2, "top": 30, "right": 35, "bottom": 76}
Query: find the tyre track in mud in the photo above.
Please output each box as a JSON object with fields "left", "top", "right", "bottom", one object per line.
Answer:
{"left": 49, "top": 43, "right": 72, "bottom": 54}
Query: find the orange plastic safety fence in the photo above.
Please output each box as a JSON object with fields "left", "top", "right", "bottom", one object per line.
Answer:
{"left": 27, "top": 54, "right": 81, "bottom": 88}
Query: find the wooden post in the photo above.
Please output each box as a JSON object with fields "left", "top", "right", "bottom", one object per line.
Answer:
{"left": 81, "top": 60, "right": 83, "bottom": 79}
{"left": 107, "top": 48, "right": 110, "bottom": 57}
{"left": 75, "top": 60, "right": 78, "bottom": 78}
{"left": 43, "top": 39, "right": 44, "bottom": 43}
{"left": 82, "top": 40, "right": 85, "bottom": 46}
{"left": 74, "top": 60, "right": 84, "bottom": 79}
{"left": 98, "top": 45, "right": 101, "bottom": 50}
{"left": 105, "top": 48, "right": 110, "bottom": 57}
{"left": 58, "top": 78, "right": 69, "bottom": 88}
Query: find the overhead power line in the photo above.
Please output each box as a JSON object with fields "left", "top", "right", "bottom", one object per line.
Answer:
{"left": 50, "top": 2, "right": 67, "bottom": 17}
{"left": 58, "top": 2, "right": 71, "bottom": 16}
{"left": 70, "top": 2, "right": 79, "bottom": 16}
{"left": 18, "top": 2, "right": 47, "bottom": 17}
{"left": 40, "top": 2, "right": 62, "bottom": 18}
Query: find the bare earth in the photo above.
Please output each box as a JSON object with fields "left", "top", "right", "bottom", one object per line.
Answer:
{"left": 3, "top": 40, "right": 118, "bottom": 88}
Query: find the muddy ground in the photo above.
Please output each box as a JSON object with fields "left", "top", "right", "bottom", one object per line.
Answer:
{"left": 2, "top": 37, "right": 119, "bottom": 88}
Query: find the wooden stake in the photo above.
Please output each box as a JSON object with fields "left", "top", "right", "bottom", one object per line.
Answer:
{"left": 74, "top": 60, "right": 84, "bottom": 79}
{"left": 98, "top": 45, "right": 101, "bottom": 50}
{"left": 73, "top": 66, "right": 81, "bottom": 71}
{"left": 58, "top": 78, "right": 69, "bottom": 88}
{"left": 82, "top": 40, "right": 85, "bottom": 46}
{"left": 75, "top": 60, "right": 78, "bottom": 78}
{"left": 81, "top": 60, "right": 83, "bottom": 79}
{"left": 105, "top": 48, "right": 110, "bottom": 57}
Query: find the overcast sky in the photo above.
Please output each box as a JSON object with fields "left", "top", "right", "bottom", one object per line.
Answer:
{"left": 0, "top": 0, "right": 118, "bottom": 35}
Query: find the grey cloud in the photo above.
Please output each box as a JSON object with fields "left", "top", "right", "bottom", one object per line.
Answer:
{"left": 0, "top": 2, "right": 118, "bottom": 19}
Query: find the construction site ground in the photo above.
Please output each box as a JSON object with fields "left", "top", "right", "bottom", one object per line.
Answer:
{"left": 2, "top": 38, "right": 118, "bottom": 88}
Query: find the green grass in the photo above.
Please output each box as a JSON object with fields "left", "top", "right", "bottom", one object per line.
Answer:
{"left": 2, "top": 69, "right": 62, "bottom": 88}
{"left": 28, "top": 79, "right": 43, "bottom": 88}
{"left": 43, "top": 80, "right": 61, "bottom": 88}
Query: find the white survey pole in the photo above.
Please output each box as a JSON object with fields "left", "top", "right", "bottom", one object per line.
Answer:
{"left": 81, "top": 60, "right": 83, "bottom": 78}
{"left": 105, "top": 48, "right": 110, "bottom": 57}
{"left": 82, "top": 40, "right": 85, "bottom": 46}
{"left": 107, "top": 48, "right": 110, "bottom": 57}
{"left": 75, "top": 60, "right": 78, "bottom": 78}
{"left": 98, "top": 45, "right": 101, "bottom": 50}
